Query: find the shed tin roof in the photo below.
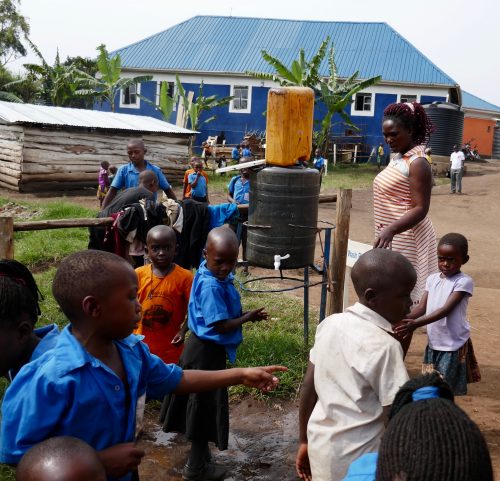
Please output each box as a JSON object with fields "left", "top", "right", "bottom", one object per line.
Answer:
{"left": 113, "top": 15, "right": 457, "bottom": 87}
{"left": 0, "top": 101, "right": 195, "bottom": 134}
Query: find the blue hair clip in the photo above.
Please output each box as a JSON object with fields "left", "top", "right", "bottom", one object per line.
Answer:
{"left": 412, "top": 386, "right": 440, "bottom": 402}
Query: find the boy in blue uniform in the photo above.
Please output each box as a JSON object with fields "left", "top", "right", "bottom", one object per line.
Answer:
{"left": 102, "top": 139, "right": 177, "bottom": 209}
{"left": 0, "top": 259, "right": 58, "bottom": 381}
{"left": 188, "top": 159, "right": 209, "bottom": 203}
{"left": 161, "top": 227, "right": 269, "bottom": 480}
{"left": 0, "top": 250, "right": 286, "bottom": 481}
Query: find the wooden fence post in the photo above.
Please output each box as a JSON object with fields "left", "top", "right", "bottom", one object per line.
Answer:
{"left": 0, "top": 216, "right": 14, "bottom": 259}
{"left": 326, "top": 189, "right": 352, "bottom": 316}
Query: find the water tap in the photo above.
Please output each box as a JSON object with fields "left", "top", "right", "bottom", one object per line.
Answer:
{"left": 274, "top": 254, "right": 290, "bottom": 270}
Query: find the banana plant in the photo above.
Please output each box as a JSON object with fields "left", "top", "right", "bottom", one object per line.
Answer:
{"left": 139, "top": 80, "right": 177, "bottom": 121}
{"left": 77, "top": 44, "right": 152, "bottom": 111}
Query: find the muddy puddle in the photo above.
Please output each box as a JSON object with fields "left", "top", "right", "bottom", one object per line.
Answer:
{"left": 137, "top": 399, "right": 299, "bottom": 480}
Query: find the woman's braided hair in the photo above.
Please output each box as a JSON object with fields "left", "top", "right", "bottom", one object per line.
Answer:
{"left": 0, "top": 259, "right": 42, "bottom": 328}
{"left": 383, "top": 101, "right": 434, "bottom": 145}
{"left": 376, "top": 373, "right": 493, "bottom": 481}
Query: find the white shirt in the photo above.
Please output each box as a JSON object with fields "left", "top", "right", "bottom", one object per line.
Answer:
{"left": 307, "top": 303, "right": 409, "bottom": 481}
{"left": 450, "top": 151, "right": 465, "bottom": 170}
{"left": 425, "top": 272, "right": 473, "bottom": 351}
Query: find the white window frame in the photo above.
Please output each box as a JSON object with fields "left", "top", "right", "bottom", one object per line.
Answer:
{"left": 155, "top": 81, "right": 177, "bottom": 111}
{"left": 351, "top": 92, "right": 375, "bottom": 117}
{"left": 229, "top": 85, "right": 252, "bottom": 114}
{"left": 397, "top": 93, "right": 421, "bottom": 103}
{"left": 119, "top": 83, "right": 141, "bottom": 109}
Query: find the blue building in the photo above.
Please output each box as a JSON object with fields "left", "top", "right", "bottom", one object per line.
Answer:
{"left": 97, "top": 16, "right": 460, "bottom": 151}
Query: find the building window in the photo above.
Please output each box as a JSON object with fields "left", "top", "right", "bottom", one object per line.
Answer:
{"left": 399, "top": 94, "right": 419, "bottom": 103}
{"left": 229, "top": 85, "right": 251, "bottom": 113}
{"left": 351, "top": 92, "right": 375, "bottom": 116}
{"left": 120, "top": 83, "right": 140, "bottom": 109}
{"left": 155, "top": 81, "right": 177, "bottom": 111}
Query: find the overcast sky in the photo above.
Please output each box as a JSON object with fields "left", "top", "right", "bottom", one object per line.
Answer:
{"left": 10, "top": 0, "right": 500, "bottom": 106}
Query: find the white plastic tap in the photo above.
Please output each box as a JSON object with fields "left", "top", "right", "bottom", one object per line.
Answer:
{"left": 274, "top": 254, "right": 290, "bottom": 270}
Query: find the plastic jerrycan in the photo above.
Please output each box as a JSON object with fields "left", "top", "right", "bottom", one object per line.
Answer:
{"left": 265, "top": 86, "right": 315, "bottom": 167}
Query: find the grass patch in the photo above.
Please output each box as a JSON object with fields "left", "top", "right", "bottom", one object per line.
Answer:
{"left": 229, "top": 276, "right": 316, "bottom": 400}
{"left": 0, "top": 198, "right": 98, "bottom": 269}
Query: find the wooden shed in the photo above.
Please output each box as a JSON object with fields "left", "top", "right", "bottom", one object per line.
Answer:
{"left": 0, "top": 101, "right": 196, "bottom": 192}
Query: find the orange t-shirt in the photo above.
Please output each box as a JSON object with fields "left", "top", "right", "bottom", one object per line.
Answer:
{"left": 183, "top": 168, "right": 209, "bottom": 198}
{"left": 134, "top": 263, "right": 193, "bottom": 363}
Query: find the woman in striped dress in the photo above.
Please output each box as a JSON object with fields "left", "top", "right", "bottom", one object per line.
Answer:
{"left": 373, "top": 102, "right": 437, "bottom": 308}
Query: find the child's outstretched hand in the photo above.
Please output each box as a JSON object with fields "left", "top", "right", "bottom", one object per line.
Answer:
{"left": 241, "top": 365, "right": 288, "bottom": 392}
{"left": 98, "top": 442, "right": 145, "bottom": 478}
{"left": 247, "top": 307, "right": 268, "bottom": 323}
{"left": 394, "top": 319, "right": 417, "bottom": 340}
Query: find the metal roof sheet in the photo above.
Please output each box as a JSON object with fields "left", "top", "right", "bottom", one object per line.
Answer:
{"left": 462, "top": 91, "right": 500, "bottom": 114}
{"left": 0, "top": 101, "right": 195, "bottom": 134}
{"left": 113, "top": 16, "right": 457, "bottom": 86}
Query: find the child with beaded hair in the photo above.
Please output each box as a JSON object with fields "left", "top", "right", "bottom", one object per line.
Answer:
{"left": 342, "top": 372, "right": 493, "bottom": 481}
{"left": 396, "top": 233, "right": 480, "bottom": 395}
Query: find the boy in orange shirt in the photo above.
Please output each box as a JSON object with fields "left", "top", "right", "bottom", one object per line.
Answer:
{"left": 135, "top": 225, "right": 193, "bottom": 364}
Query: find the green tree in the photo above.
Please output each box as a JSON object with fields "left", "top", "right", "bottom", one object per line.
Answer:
{"left": 247, "top": 36, "right": 381, "bottom": 152}
{"left": 78, "top": 44, "right": 152, "bottom": 112}
{"left": 19, "top": 43, "right": 89, "bottom": 106}
{"left": 0, "top": 0, "right": 29, "bottom": 65}
{"left": 139, "top": 79, "right": 177, "bottom": 121}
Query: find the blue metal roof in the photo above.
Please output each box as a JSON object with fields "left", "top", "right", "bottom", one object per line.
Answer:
{"left": 462, "top": 91, "right": 500, "bottom": 113}
{"left": 113, "top": 16, "right": 457, "bottom": 86}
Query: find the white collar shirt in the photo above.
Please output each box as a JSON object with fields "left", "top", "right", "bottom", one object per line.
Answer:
{"left": 307, "top": 302, "right": 409, "bottom": 481}
{"left": 450, "top": 151, "right": 465, "bottom": 169}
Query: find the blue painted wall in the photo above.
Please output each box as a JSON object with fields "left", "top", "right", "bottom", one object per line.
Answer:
{"left": 95, "top": 80, "right": 447, "bottom": 157}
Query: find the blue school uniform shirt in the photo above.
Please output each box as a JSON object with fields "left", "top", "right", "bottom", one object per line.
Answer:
{"left": 188, "top": 172, "right": 208, "bottom": 198}
{"left": 207, "top": 203, "right": 239, "bottom": 230}
{"left": 313, "top": 156, "right": 325, "bottom": 170}
{"left": 0, "top": 325, "right": 183, "bottom": 480}
{"left": 342, "top": 453, "right": 377, "bottom": 481}
{"left": 111, "top": 161, "right": 171, "bottom": 194}
{"left": 231, "top": 147, "right": 240, "bottom": 160}
{"left": 187, "top": 260, "right": 243, "bottom": 363}
{"left": 228, "top": 175, "right": 250, "bottom": 205}
{"left": 8, "top": 324, "right": 59, "bottom": 381}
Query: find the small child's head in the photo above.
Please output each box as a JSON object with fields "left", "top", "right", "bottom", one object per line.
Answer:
{"left": 108, "top": 165, "right": 117, "bottom": 175}
{"left": 100, "top": 160, "right": 110, "bottom": 170}
{"left": 351, "top": 249, "right": 416, "bottom": 324}
{"left": 0, "top": 260, "right": 42, "bottom": 378}
{"left": 204, "top": 227, "right": 239, "bottom": 281}
{"left": 190, "top": 156, "right": 198, "bottom": 168}
{"left": 127, "top": 139, "right": 146, "bottom": 165}
{"left": 52, "top": 251, "right": 141, "bottom": 339}
{"left": 376, "top": 375, "right": 493, "bottom": 481}
{"left": 437, "top": 233, "right": 469, "bottom": 278}
{"left": 146, "top": 225, "right": 176, "bottom": 270}
{"left": 138, "top": 170, "right": 159, "bottom": 193}
{"left": 16, "top": 436, "right": 106, "bottom": 481}
{"left": 193, "top": 159, "right": 204, "bottom": 172}
{"left": 315, "top": 148, "right": 321, "bottom": 157}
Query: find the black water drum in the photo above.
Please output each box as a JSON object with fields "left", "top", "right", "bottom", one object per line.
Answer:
{"left": 246, "top": 166, "right": 320, "bottom": 269}
{"left": 423, "top": 102, "right": 464, "bottom": 156}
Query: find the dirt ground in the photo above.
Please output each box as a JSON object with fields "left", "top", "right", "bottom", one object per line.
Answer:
{"left": 2, "top": 163, "right": 499, "bottom": 480}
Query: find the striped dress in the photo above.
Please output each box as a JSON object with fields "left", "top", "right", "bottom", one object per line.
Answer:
{"left": 373, "top": 146, "right": 437, "bottom": 304}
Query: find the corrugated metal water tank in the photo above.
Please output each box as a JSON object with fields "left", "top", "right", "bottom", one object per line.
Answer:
{"left": 246, "top": 166, "right": 320, "bottom": 269}
{"left": 424, "top": 102, "right": 464, "bottom": 156}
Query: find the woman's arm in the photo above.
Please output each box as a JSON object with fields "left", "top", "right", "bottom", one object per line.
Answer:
{"left": 374, "top": 157, "right": 432, "bottom": 248}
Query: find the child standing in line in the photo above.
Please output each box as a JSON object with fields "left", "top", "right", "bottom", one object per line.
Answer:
{"left": 0, "top": 259, "right": 58, "bottom": 381}
{"left": 0, "top": 250, "right": 286, "bottom": 481}
{"left": 183, "top": 157, "right": 209, "bottom": 200}
{"left": 97, "top": 161, "right": 110, "bottom": 207}
{"left": 161, "top": 227, "right": 269, "bottom": 481}
{"left": 296, "top": 249, "right": 412, "bottom": 481}
{"left": 135, "top": 225, "right": 193, "bottom": 364}
{"left": 396, "top": 233, "right": 480, "bottom": 395}
{"left": 188, "top": 160, "right": 209, "bottom": 203}
{"left": 16, "top": 436, "right": 107, "bottom": 481}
